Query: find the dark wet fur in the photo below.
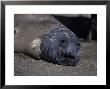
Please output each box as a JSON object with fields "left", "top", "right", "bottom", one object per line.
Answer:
{"left": 40, "top": 27, "right": 80, "bottom": 66}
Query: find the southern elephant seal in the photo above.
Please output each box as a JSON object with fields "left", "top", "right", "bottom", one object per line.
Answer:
{"left": 14, "top": 14, "right": 80, "bottom": 66}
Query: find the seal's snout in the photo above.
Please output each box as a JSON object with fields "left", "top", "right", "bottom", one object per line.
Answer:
{"left": 67, "top": 51, "right": 73, "bottom": 56}
{"left": 65, "top": 42, "right": 78, "bottom": 58}
{"left": 64, "top": 50, "right": 75, "bottom": 59}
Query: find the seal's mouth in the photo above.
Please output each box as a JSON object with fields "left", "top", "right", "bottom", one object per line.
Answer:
{"left": 63, "top": 54, "right": 75, "bottom": 59}
{"left": 56, "top": 55, "right": 79, "bottom": 66}
{"left": 61, "top": 51, "right": 80, "bottom": 66}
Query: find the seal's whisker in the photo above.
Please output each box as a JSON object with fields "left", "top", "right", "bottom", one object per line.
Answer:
{"left": 56, "top": 58, "right": 63, "bottom": 65}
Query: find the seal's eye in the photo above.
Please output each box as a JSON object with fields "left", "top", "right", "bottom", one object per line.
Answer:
{"left": 61, "top": 40, "right": 65, "bottom": 43}
{"left": 77, "top": 43, "right": 80, "bottom": 46}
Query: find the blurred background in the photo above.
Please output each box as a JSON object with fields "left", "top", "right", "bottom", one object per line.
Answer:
{"left": 53, "top": 14, "right": 97, "bottom": 41}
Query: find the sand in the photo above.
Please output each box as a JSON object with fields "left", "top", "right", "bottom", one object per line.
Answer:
{"left": 14, "top": 41, "right": 97, "bottom": 76}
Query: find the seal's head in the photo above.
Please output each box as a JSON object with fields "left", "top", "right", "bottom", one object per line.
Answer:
{"left": 40, "top": 27, "right": 80, "bottom": 66}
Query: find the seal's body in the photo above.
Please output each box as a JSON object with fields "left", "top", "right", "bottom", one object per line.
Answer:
{"left": 14, "top": 14, "right": 80, "bottom": 66}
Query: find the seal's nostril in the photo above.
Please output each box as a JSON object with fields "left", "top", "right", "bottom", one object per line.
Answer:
{"left": 66, "top": 52, "right": 76, "bottom": 59}
{"left": 68, "top": 52, "right": 71, "bottom": 55}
